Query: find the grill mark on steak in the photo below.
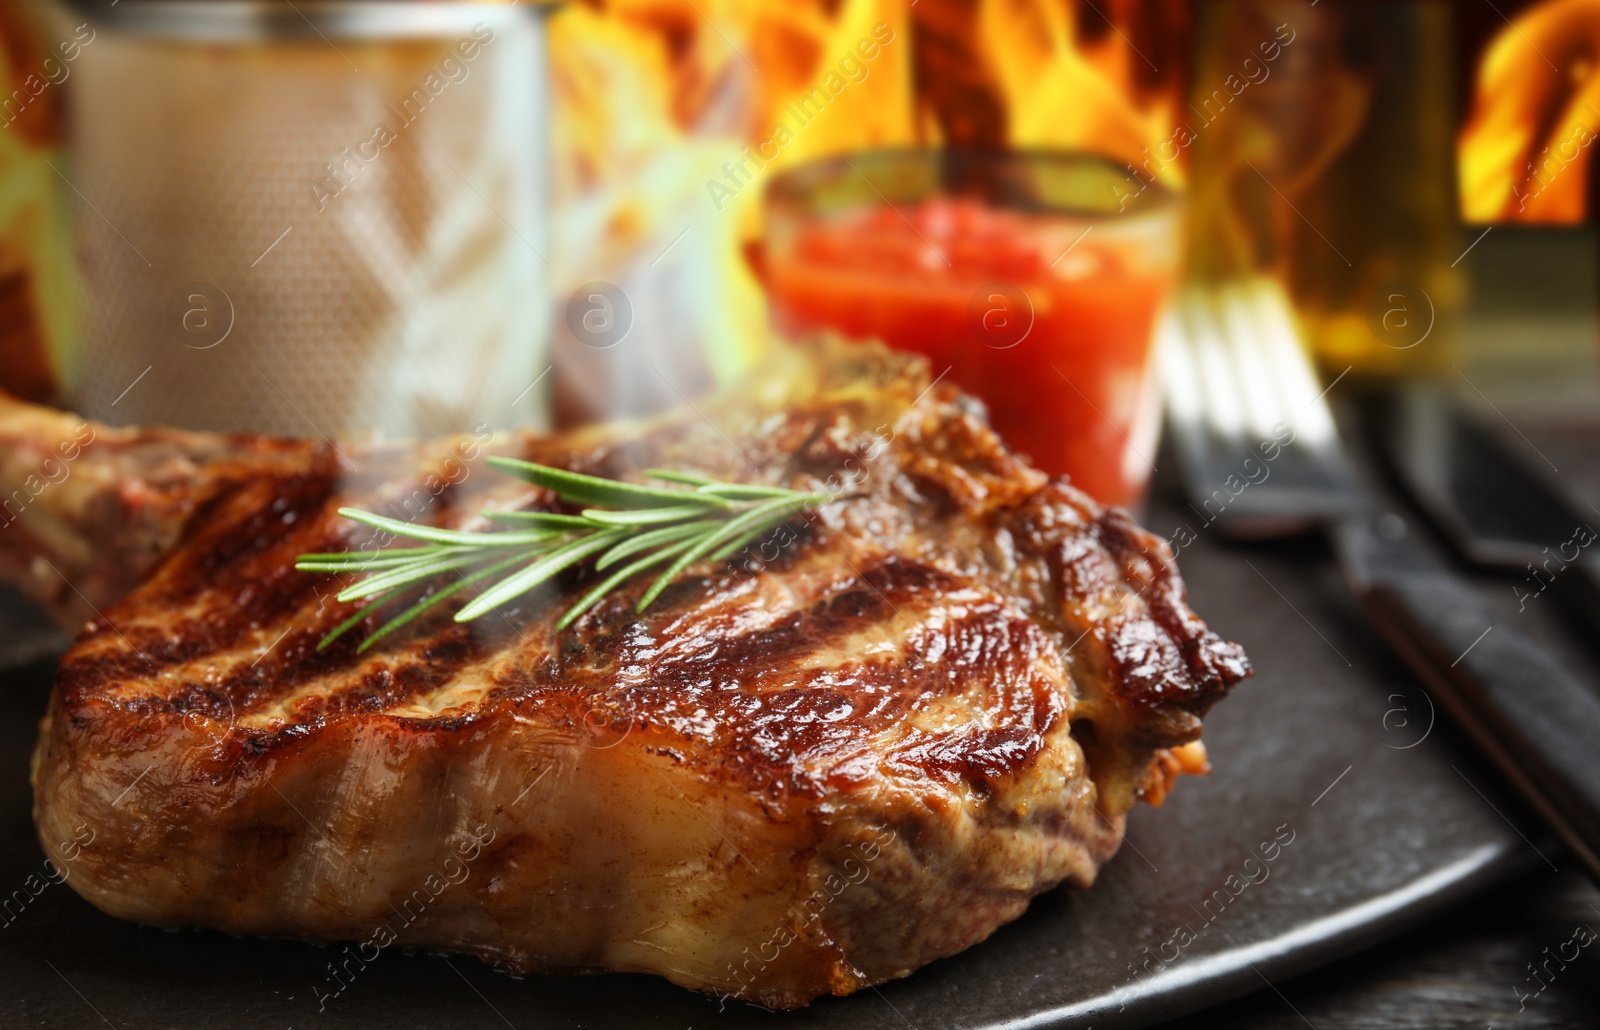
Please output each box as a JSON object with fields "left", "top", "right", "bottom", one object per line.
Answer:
{"left": 1095, "top": 508, "right": 1248, "bottom": 709}
{"left": 398, "top": 547, "right": 1070, "bottom": 798}
{"left": 156, "top": 471, "right": 336, "bottom": 598}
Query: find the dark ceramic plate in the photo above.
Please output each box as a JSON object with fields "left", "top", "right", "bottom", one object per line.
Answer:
{"left": 0, "top": 472, "right": 1560, "bottom": 1030}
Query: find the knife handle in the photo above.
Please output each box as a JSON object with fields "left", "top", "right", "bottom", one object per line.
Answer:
{"left": 1343, "top": 535, "right": 1600, "bottom": 883}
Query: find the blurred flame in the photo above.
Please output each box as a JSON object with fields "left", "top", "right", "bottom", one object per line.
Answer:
{"left": 547, "top": 0, "right": 919, "bottom": 421}
{"left": 549, "top": 0, "right": 1185, "bottom": 419}
{"left": 0, "top": 6, "right": 75, "bottom": 402}
{"left": 1459, "top": 0, "right": 1600, "bottom": 223}
{"left": 974, "top": 0, "right": 1181, "bottom": 180}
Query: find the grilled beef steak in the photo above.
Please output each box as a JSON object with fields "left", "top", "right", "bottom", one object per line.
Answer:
{"left": 15, "top": 342, "right": 1249, "bottom": 1008}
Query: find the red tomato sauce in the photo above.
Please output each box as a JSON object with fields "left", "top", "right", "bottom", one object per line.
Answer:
{"left": 766, "top": 197, "right": 1173, "bottom": 507}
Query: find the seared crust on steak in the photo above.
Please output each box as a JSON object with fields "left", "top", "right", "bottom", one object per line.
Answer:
{"left": 23, "top": 340, "right": 1249, "bottom": 1007}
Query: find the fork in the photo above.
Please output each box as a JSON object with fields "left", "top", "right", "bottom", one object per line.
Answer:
{"left": 1158, "top": 278, "right": 1600, "bottom": 885}
{"left": 1158, "top": 280, "right": 1365, "bottom": 537}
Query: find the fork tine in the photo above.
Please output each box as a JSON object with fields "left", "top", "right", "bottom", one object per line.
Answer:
{"left": 1217, "top": 284, "right": 1288, "bottom": 443}
{"left": 1184, "top": 289, "right": 1250, "bottom": 447}
{"left": 1155, "top": 299, "right": 1205, "bottom": 433}
{"left": 1159, "top": 277, "right": 1363, "bottom": 538}
{"left": 1242, "top": 280, "right": 1341, "bottom": 449}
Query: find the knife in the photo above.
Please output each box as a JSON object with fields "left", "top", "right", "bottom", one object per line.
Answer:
{"left": 1334, "top": 512, "right": 1600, "bottom": 882}
{"left": 1369, "top": 388, "right": 1600, "bottom": 645}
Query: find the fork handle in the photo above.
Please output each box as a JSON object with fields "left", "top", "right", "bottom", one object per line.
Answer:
{"left": 1337, "top": 518, "right": 1600, "bottom": 884}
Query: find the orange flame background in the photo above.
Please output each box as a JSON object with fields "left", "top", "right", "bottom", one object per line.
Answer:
{"left": 1459, "top": 0, "right": 1600, "bottom": 223}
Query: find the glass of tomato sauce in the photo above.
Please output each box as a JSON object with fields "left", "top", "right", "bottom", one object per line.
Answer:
{"left": 762, "top": 149, "right": 1180, "bottom": 508}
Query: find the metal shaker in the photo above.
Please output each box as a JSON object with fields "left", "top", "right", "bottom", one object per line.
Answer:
{"left": 56, "top": 0, "right": 554, "bottom": 437}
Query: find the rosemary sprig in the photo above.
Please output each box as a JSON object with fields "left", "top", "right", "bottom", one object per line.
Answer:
{"left": 297, "top": 460, "right": 829, "bottom": 652}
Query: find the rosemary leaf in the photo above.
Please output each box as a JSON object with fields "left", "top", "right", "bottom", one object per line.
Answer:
{"left": 297, "top": 547, "right": 467, "bottom": 574}
{"left": 336, "top": 550, "right": 505, "bottom": 602}
{"left": 356, "top": 551, "right": 532, "bottom": 653}
{"left": 694, "top": 483, "right": 809, "bottom": 501}
{"left": 643, "top": 469, "right": 718, "bottom": 487}
{"left": 317, "top": 587, "right": 408, "bottom": 651}
{"left": 636, "top": 495, "right": 821, "bottom": 612}
{"left": 579, "top": 505, "right": 707, "bottom": 526}
{"left": 708, "top": 508, "right": 810, "bottom": 563}
{"left": 556, "top": 537, "right": 699, "bottom": 631}
{"left": 487, "top": 457, "right": 731, "bottom": 510}
{"left": 593, "top": 520, "right": 715, "bottom": 571}
{"left": 454, "top": 528, "right": 628, "bottom": 622}
{"left": 298, "top": 558, "right": 422, "bottom": 573}
{"left": 483, "top": 511, "right": 595, "bottom": 529}
{"left": 297, "top": 545, "right": 446, "bottom": 564}
{"left": 336, "top": 507, "right": 566, "bottom": 548}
